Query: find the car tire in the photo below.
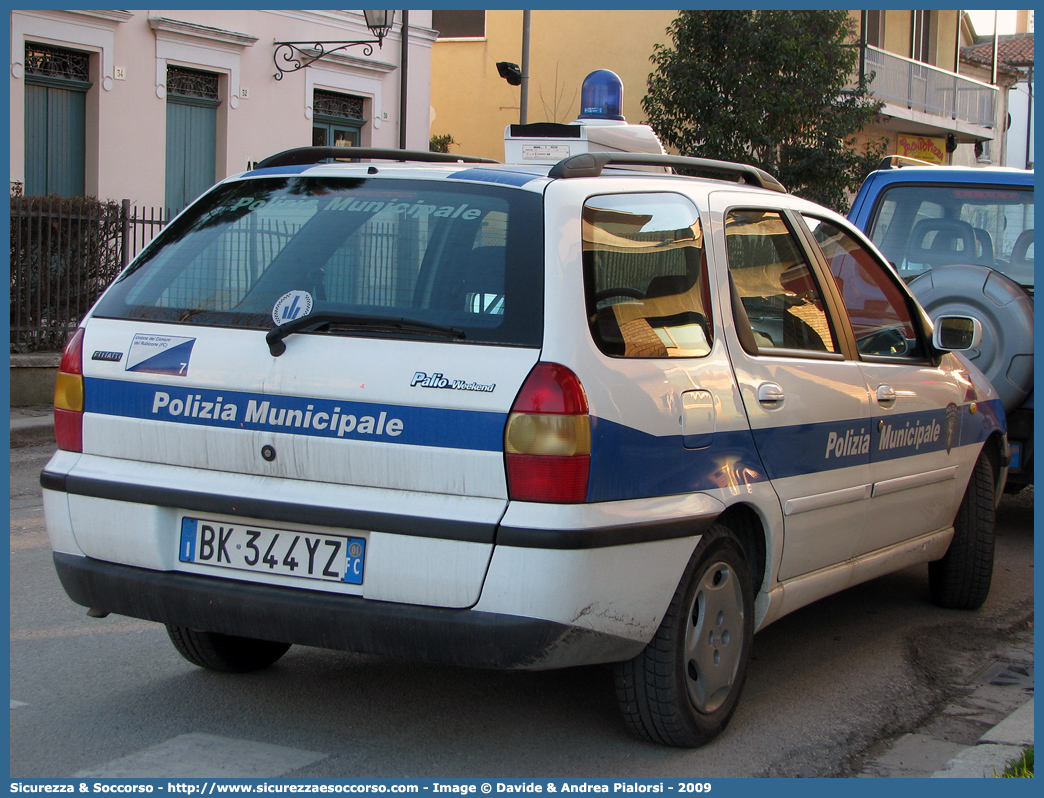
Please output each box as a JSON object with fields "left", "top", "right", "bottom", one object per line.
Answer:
{"left": 928, "top": 453, "right": 995, "bottom": 610}
{"left": 614, "top": 524, "right": 754, "bottom": 748}
{"left": 166, "top": 625, "right": 291, "bottom": 673}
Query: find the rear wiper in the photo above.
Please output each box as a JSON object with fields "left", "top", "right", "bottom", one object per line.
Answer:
{"left": 266, "top": 311, "right": 465, "bottom": 356}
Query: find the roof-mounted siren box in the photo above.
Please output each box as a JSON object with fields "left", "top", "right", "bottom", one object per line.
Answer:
{"left": 504, "top": 69, "right": 667, "bottom": 170}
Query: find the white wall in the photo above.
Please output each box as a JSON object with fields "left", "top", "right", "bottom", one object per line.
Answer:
{"left": 1005, "top": 75, "right": 1034, "bottom": 169}
{"left": 10, "top": 10, "right": 434, "bottom": 209}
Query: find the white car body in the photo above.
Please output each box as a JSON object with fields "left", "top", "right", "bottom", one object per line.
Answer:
{"left": 43, "top": 151, "right": 1007, "bottom": 745}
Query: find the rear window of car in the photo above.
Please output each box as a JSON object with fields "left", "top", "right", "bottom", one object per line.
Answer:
{"left": 866, "top": 182, "right": 1034, "bottom": 288}
{"left": 93, "top": 177, "right": 544, "bottom": 347}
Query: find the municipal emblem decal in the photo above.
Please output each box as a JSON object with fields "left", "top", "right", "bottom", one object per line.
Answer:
{"left": 944, "top": 403, "right": 960, "bottom": 454}
{"left": 126, "top": 334, "right": 195, "bottom": 376}
{"left": 272, "top": 290, "right": 313, "bottom": 326}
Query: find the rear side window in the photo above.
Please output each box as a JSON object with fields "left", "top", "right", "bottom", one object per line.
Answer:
{"left": 583, "top": 193, "right": 712, "bottom": 358}
{"left": 93, "top": 177, "right": 544, "bottom": 346}
{"left": 724, "top": 209, "right": 838, "bottom": 355}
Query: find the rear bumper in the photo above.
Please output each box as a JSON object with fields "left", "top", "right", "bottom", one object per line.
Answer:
{"left": 53, "top": 552, "right": 646, "bottom": 670}
{"left": 45, "top": 454, "right": 721, "bottom": 664}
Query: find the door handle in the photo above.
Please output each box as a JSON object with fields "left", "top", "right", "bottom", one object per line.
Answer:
{"left": 876, "top": 385, "right": 897, "bottom": 405}
{"left": 757, "top": 382, "right": 785, "bottom": 406}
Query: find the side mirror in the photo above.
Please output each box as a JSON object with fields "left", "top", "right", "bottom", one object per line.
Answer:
{"left": 933, "top": 315, "right": 983, "bottom": 351}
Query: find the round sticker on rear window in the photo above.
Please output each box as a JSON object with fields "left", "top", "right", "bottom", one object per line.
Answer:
{"left": 272, "top": 290, "right": 313, "bottom": 326}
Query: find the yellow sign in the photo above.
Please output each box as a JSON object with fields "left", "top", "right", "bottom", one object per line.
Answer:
{"left": 897, "top": 136, "right": 946, "bottom": 164}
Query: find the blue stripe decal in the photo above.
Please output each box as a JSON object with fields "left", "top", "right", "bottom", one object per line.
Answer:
{"left": 84, "top": 377, "right": 1005, "bottom": 501}
{"left": 754, "top": 402, "right": 998, "bottom": 477}
{"left": 448, "top": 168, "right": 540, "bottom": 187}
{"left": 958, "top": 397, "right": 1006, "bottom": 446}
{"left": 83, "top": 378, "right": 506, "bottom": 451}
{"left": 588, "top": 420, "right": 766, "bottom": 502}
{"left": 587, "top": 399, "right": 1005, "bottom": 502}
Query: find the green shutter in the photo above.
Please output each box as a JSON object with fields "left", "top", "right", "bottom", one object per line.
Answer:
{"left": 165, "top": 98, "right": 217, "bottom": 214}
{"left": 24, "top": 81, "right": 87, "bottom": 196}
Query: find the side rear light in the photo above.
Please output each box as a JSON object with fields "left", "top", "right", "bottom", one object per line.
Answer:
{"left": 54, "top": 328, "right": 85, "bottom": 452}
{"left": 505, "top": 362, "right": 591, "bottom": 503}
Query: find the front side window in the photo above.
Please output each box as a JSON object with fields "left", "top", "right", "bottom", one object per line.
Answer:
{"left": 724, "top": 210, "right": 838, "bottom": 355}
{"left": 805, "top": 216, "right": 925, "bottom": 359}
{"left": 866, "top": 183, "right": 1034, "bottom": 289}
{"left": 583, "top": 193, "right": 712, "bottom": 358}
{"left": 94, "top": 177, "right": 544, "bottom": 346}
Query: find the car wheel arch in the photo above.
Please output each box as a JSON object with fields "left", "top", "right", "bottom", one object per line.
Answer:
{"left": 713, "top": 502, "right": 768, "bottom": 597}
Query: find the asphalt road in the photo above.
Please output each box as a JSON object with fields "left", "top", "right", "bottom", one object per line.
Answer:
{"left": 9, "top": 442, "right": 1034, "bottom": 778}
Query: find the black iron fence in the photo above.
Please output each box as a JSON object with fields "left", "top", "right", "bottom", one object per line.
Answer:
{"left": 10, "top": 192, "right": 168, "bottom": 352}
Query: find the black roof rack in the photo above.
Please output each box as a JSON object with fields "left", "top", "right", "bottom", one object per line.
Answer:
{"left": 877, "top": 154, "right": 937, "bottom": 170}
{"left": 547, "top": 152, "right": 787, "bottom": 193}
{"left": 254, "top": 147, "right": 499, "bottom": 170}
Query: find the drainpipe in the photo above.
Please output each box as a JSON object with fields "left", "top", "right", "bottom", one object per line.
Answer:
{"left": 991, "top": 11, "right": 999, "bottom": 86}
{"left": 399, "top": 10, "right": 409, "bottom": 150}
{"left": 953, "top": 12, "right": 960, "bottom": 123}
{"left": 520, "top": 10, "right": 531, "bottom": 125}
{"left": 1026, "top": 66, "right": 1034, "bottom": 169}
{"left": 859, "top": 10, "right": 867, "bottom": 87}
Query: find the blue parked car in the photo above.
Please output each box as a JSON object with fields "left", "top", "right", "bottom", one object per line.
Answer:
{"left": 849, "top": 157, "right": 1034, "bottom": 492}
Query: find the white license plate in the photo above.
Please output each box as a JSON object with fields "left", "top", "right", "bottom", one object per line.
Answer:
{"left": 179, "top": 518, "right": 365, "bottom": 585}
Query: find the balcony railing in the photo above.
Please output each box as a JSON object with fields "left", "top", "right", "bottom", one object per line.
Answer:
{"left": 857, "top": 45, "right": 998, "bottom": 128}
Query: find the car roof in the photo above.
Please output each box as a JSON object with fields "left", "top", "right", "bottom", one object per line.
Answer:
{"left": 228, "top": 147, "right": 793, "bottom": 198}
{"left": 862, "top": 165, "right": 1034, "bottom": 188}
{"left": 234, "top": 161, "right": 552, "bottom": 192}
{"left": 848, "top": 163, "right": 1034, "bottom": 225}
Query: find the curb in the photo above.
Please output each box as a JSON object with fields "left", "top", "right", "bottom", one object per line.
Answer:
{"left": 931, "top": 698, "right": 1035, "bottom": 778}
{"left": 10, "top": 408, "right": 56, "bottom": 448}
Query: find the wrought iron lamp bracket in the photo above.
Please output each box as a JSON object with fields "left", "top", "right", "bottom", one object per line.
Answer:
{"left": 273, "top": 40, "right": 380, "bottom": 80}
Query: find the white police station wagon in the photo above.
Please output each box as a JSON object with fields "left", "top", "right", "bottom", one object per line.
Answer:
{"left": 43, "top": 147, "right": 1007, "bottom": 748}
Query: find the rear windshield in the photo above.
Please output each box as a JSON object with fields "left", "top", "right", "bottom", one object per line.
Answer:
{"left": 94, "top": 177, "right": 544, "bottom": 346}
{"left": 866, "top": 183, "right": 1034, "bottom": 289}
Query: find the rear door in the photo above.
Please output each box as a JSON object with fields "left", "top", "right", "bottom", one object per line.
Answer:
{"left": 716, "top": 204, "right": 872, "bottom": 581}
{"left": 565, "top": 190, "right": 743, "bottom": 505}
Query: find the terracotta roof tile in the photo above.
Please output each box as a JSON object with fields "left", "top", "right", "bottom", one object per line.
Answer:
{"left": 962, "top": 32, "right": 1034, "bottom": 68}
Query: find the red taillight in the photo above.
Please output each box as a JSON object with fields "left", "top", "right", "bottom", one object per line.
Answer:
{"left": 505, "top": 363, "right": 591, "bottom": 503}
{"left": 54, "top": 328, "right": 85, "bottom": 452}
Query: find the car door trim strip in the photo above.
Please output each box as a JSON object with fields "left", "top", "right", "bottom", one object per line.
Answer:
{"left": 871, "top": 465, "right": 959, "bottom": 498}
{"left": 783, "top": 484, "right": 873, "bottom": 516}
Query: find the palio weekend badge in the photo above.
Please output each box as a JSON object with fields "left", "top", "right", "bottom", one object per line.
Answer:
{"left": 273, "top": 290, "right": 313, "bottom": 325}
{"left": 126, "top": 333, "right": 195, "bottom": 376}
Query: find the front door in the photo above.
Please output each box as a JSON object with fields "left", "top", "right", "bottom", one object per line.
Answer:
{"left": 802, "top": 215, "right": 966, "bottom": 554}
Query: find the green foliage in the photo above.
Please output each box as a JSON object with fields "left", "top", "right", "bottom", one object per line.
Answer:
{"left": 643, "top": 10, "right": 887, "bottom": 212}
{"left": 998, "top": 747, "right": 1033, "bottom": 778}
{"left": 429, "top": 133, "right": 456, "bottom": 153}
